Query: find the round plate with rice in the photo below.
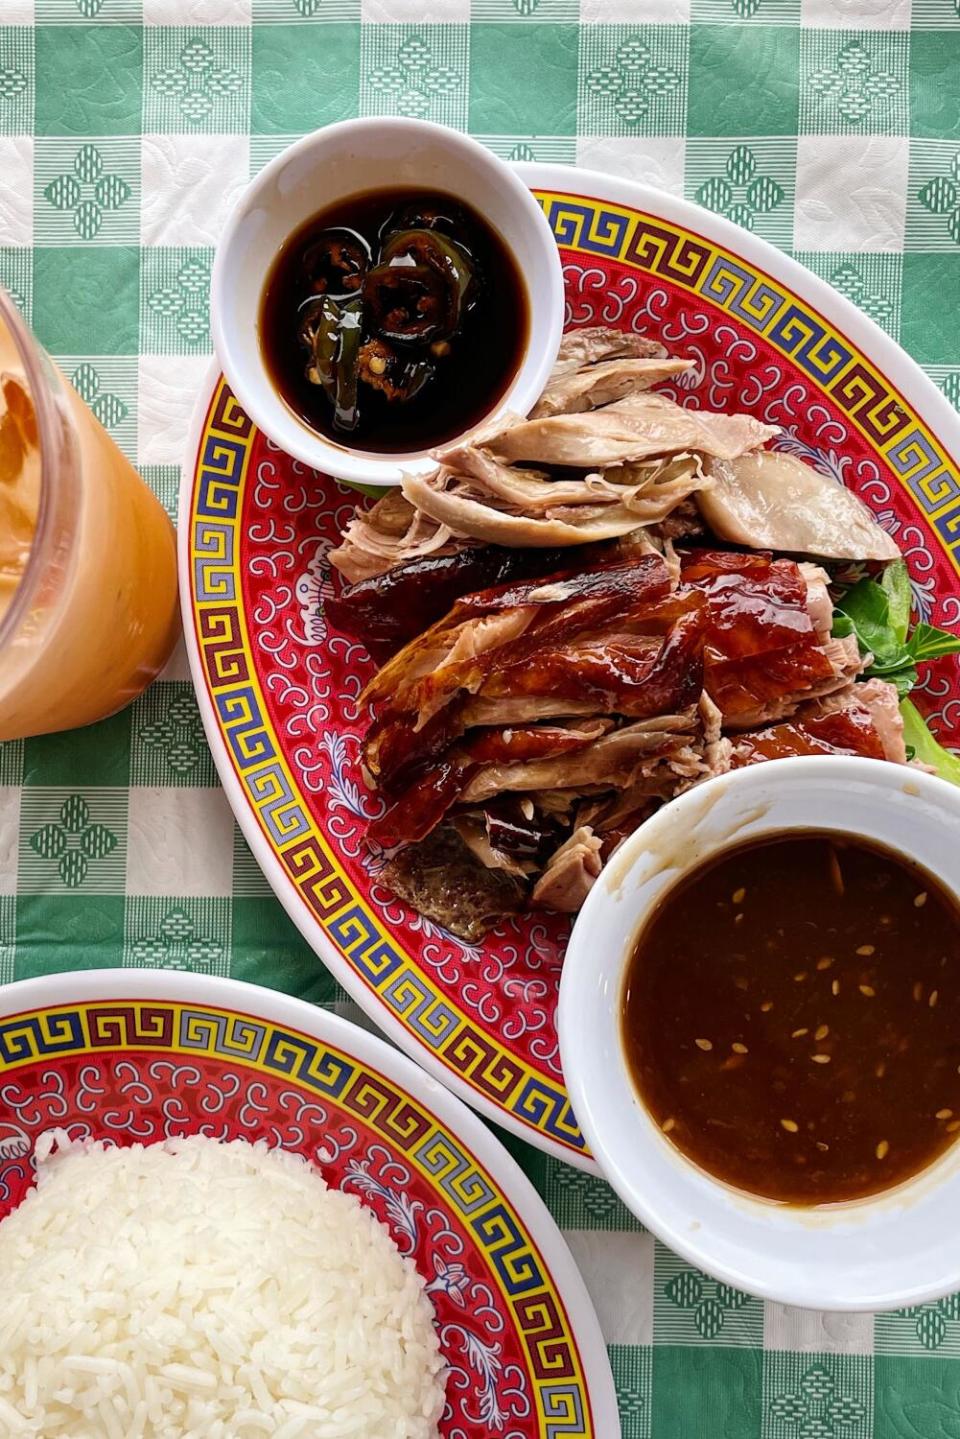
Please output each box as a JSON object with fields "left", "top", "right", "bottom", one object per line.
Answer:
{"left": 0, "top": 970, "right": 618, "bottom": 1438}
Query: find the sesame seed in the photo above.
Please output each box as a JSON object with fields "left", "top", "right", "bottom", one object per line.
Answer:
{"left": 937, "top": 1109, "right": 953, "bottom": 1120}
{"left": 695, "top": 1038, "right": 713, "bottom": 1051}
{"left": 832, "top": 979, "right": 840, "bottom": 996}
{"left": 794, "top": 972, "right": 808, "bottom": 983}
{"left": 780, "top": 1119, "right": 799, "bottom": 1133}
{"left": 811, "top": 1054, "right": 831, "bottom": 1064}
{"left": 859, "top": 984, "right": 876, "bottom": 997}
{"left": 732, "top": 887, "right": 746, "bottom": 905}
{"left": 734, "top": 913, "right": 745, "bottom": 926}
{"left": 662, "top": 1117, "right": 676, "bottom": 1133}
{"left": 947, "top": 1121, "right": 960, "bottom": 1134}
{"left": 915, "top": 892, "right": 928, "bottom": 908}
{"left": 791, "top": 1028, "right": 809, "bottom": 1039}
{"left": 760, "top": 1001, "right": 774, "bottom": 1013}
{"left": 732, "top": 1042, "right": 748, "bottom": 1054}
{"left": 733, "top": 975, "right": 749, "bottom": 990}
{"left": 815, "top": 1025, "right": 830, "bottom": 1041}
{"left": 875, "top": 1063, "right": 886, "bottom": 1079}
{"left": 816, "top": 1142, "right": 830, "bottom": 1153}
{"left": 857, "top": 945, "right": 875, "bottom": 957}
{"left": 930, "top": 990, "right": 940, "bottom": 1008}
{"left": 816, "top": 957, "right": 834, "bottom": 970}
{"left": 876, "top": 1140, "right": 890, "bottom": 1160}
{"left": 913, "top": 982, "right": 924, "bottom": 1003}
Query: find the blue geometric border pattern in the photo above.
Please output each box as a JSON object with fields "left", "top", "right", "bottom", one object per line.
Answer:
{"left": 544, "top": 1384, "right": 588, "bottom": 1439}
{"left": 214, "top": 687, "right": 276, "bottom": 771}
{"left": 193, "top": 521, "right": 235, "bottom": 604}
{"left": 179, "top": 1009, "right": 266, "bottom": 1059}
{"left": 473, "top": 1203, "right": 547, "bottom": 1296}
{"left": 542, "top": 196, "right": 631, "bottom": 256}
{"left": 887, "top": 429, "right": 960, "bottom": 516}
{"left": 0, "top": 1010, "right": 85, "bottom": 1063}
{"left": 327, "top": 905, "right": 404, "bottom": 987}
{"left": 768, "top": 305, "right": 853, "bottom": 384}
{"left": 245, "top": 762, "right": 312, "bottom": 847}
{"left": 934, "top": 506, "right": 960, "bottom": 556}
{"left": 700, "top": 255, "right": 785, "bottom": 332}
{"left": 413, "top": 1131, "right": 498, "bottom": 1215}
{"left": 196, "top": 433, "right": 246, "bottom": 520}
{"left": 381, "top": 971, "right": 461, "bottom": 1049}
{"left": 516, "top": 1077, "right": 584, "bottom": 1147}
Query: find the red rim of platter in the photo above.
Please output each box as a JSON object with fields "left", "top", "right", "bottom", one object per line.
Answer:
{"left": 185, "top": 179, "right": 960, "bottom": 1165}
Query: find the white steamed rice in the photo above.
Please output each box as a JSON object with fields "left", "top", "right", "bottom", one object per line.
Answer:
{"left": 0, "top": 1132, "right": 446, "bottom": 1438}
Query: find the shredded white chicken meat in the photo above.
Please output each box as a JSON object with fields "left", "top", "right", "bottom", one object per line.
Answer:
{"left": 484, "top": 393, "right": 779, "bottom": 469}
{"left": 552, "top": 326, "right": 667, "bottom": 371}
{"left": 327, "top": 489, "right": 464, "bottom": 584}
{"left": 531, "top": 356, "right": 696, "bottom": 419}
{"left": 329, "top": 324, "right": 899, "bottom": 582}
{"left": 401, "top": 454, "right": 710, "bottom": 549}
{"left": 531, "top": 827, "right": 604, "bottom": 912}
{"left": 459, "top": 713, "right": 702, "bottom": 805}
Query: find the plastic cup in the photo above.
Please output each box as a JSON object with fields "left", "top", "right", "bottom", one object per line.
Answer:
{"left": 0, "top": 291, "right": 179, "bottom": 740}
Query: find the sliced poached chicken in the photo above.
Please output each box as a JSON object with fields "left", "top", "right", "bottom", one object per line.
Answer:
{"left": 698, "top": 450, "right": 900, "bottom": 561}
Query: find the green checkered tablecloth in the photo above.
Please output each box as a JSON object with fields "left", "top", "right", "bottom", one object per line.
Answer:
{"left": 2, "top": 1, "right": 960, "bottom": 1433}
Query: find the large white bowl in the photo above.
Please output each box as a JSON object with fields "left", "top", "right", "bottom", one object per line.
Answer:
{"left": 559, "top": 756, "right": 960, "bottom": 1311}
{"left": 211, "top": 118, "right": 563, "bottom": 488}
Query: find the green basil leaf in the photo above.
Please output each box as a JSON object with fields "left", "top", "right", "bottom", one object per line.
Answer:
{"left": 900, "top": 699, "right": 960, "bottom": 786}
{"left": 830, "top": 563, "right": 955, "bottom": 704}
{"left": 834, "top": 578, "right": 903, "bottom": 664}
{"left": 880, "top": 559, "right": 912, "bottom": 646}
{"left": 907, "top": 622, "right": 960, "bottom": 665}
{"left": 886, "top": 665, "right": 919, "bottom": 698}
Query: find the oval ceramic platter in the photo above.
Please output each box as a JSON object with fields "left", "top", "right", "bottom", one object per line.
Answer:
{"left": 181, "top": 162, "right": 960, "bottom": 1168}
{"left": 0, "top": 970, "right": 618, "bottom": 1438}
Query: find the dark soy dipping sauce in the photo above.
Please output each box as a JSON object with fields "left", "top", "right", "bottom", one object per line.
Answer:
{"left": 622, "top": 832, "right": 960, "bottom": 1204}
{"left": 260, "top": 187, "right": 529, "bottom": 454}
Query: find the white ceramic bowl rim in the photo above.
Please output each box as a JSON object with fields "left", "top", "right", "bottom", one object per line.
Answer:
{"left": 210, "top": 118, "right": 564, "bottom": 488}
{"left": 559, "top": 756, "right": 960, "bottom": 1311}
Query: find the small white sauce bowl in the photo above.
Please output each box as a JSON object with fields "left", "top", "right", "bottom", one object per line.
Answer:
{"left": 211, "top": 117, "right": 563, "bottom": 489}
{"left": 559, "top": 755, "right": 960, "bottom": 1311}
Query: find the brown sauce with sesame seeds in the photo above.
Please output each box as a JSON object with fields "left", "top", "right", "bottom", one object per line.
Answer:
{"left": 621, "top": 832, "right": 960, "bottom": 1204}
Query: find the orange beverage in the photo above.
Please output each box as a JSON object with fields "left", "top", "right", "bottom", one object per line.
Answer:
{"left": 0, "top": 291, "right": 179, "bottom": 740}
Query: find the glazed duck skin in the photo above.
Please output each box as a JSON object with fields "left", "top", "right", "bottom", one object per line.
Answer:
{"left": 323, "top": 540, "right": 620, "bottom": 654}
{"left": 361, "top": 553, "right": 674, "bottom": 795}
{"left": 362, "top": 549, "right": 865, "bottom": 850}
